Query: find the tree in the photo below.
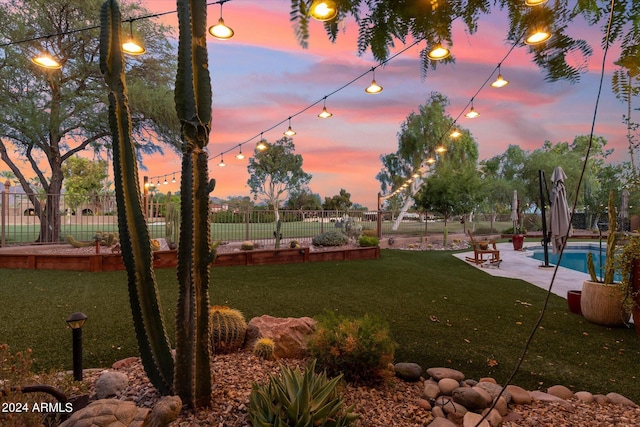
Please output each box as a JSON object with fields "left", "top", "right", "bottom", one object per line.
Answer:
{"left": 247, "top": 137, "right": 312, "bottom": 222}
{"left": 612, "top": 53, "right": 640, "bottom": 173}
{"left": 323, "top": 188, "right": 352, "bottom": 211}
{"left": 0, "top": 0, "right": 180, "bottom": 243}
{"left": 62, "top": 157, "right": 108, "bottom": 215}
{"left": 285, "top": 187, "right": 322, "bottom": 210}
{"left": 292, "top": 1, "right": 634, "bottom": 84}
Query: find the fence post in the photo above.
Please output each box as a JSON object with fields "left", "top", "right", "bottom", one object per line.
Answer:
{"left": 245, "top": 203, "right": 250, "bottom": 241}
{"left": 376, "top": 192, "right": 382, "bottom": 239}
{"left": 1, "top": 181, "right": 9, "bottom": 247}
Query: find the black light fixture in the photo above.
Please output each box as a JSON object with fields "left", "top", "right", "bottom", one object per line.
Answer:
{"left": 163, "top": 175, "right": 168, "bottom": 185}
{"left": 309, "top": 0, "right": 338, "bottom": 21}
{"left": 318, "top": 97, "right": 333, "bottom": 118}
{"left": 491, "top": 65, "right": 509, "bottom": 88}
{"left": 256, "top": 133, "right": 268, "bottom": 151}
{"left": 171, "top": 173, "right": 176, "bottom": 183}
{"left": 283, "top": 117, "right": 297, "bottom": 136}
{"left": 122, "top": 20, "right": 146, "bottom": 56}
{"left": 66, "top": 312, "right": 87, "bottom": 381}
{"left": 235, "top": 144, "right": 245, "bottom": 160}
{"left": 427, "top": 42, "right": 450, "bottom": 61}
{"left": 465, "top": 100, "right": 479, "bottom": 118}
{"left": 365, "top": 68, "right": 383, "bottom": 94}
{"left": 218, "top": 153, "right": 226, "bottom": 167}
{"left": 208, "top": 2, "right": 234, "bottom": 40}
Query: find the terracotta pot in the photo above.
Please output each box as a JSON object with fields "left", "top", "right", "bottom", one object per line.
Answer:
{"left": 567, "top": 290, "right": 582, "bottom": 315}
{"left": 512, "top": 234, "right": 524, "bottom": 251}
{"left": 580, "top": 280, "right": 626, "bottom": 327}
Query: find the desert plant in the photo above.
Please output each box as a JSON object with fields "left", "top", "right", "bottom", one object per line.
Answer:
{"left": 361, "top": 229, "right": 377, "bottom": 237}
{"left": 209, "top": 306, "right": 247, "bottom": 354}
{"left": 587, "top": 190, "right": 618, "bottom": 284}
{"left": 307, "top": 311, "right": 396, "bottom": 384}
{"left": 253, "top": 338, "right": 276, "bottom": 360}
{"left": 248, "top": 359, "right": 359, "bottom": 427}
{"left": 617, "top": 235, "right": 640, "bottom": 312}
{"left": 312, "top": 231, "right": 349, "bottom": 247}
{"left": 358, "top": 236, "right": 379, "bottom": 247}
{"left": 100, "top": 0, "right": 216, "bottom": 407}
{"left": 165, "top": 193, "right": 180, "bottom": 249}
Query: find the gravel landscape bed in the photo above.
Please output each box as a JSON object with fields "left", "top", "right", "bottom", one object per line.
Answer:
{"left": 83, "top": 353, "right": 640, "bottom": 427}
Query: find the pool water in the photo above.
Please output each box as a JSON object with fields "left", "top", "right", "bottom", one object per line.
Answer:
{"left": 530, "top": 244, "right": 618, "bottom": 280}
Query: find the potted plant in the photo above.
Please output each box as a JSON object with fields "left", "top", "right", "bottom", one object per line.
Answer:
{"left": 617, "top": 234, "right": 640, "bottom": 334}
{"left": 580, "top": 191, "right": 627, "bottom": 327}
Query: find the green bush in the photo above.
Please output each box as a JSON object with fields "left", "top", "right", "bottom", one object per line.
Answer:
{"left": 248, "top": 359, "right": 359, "bottom": 427}
{"left": 312, "top": 231, "right": 349, "bottom": 246}
{"left": 211, "top": 210, "right": 242, "bottom": 223}
{"left": 358, "top": 236, "right": 379, "bottom": 247}
{"left": 307, "top": 312, "right": 396, "bottom": 384}
{"left": 361, "top": 229, "right": 377, "bottom": 237}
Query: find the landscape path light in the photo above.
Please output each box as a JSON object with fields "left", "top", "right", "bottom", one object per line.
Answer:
{"left": 66, "top": 312, "right": 88, "bottom": 381}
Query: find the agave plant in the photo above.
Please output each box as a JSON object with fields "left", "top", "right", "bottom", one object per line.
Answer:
{"left": 248, "top": 359, "right": 359, "bottom": 427}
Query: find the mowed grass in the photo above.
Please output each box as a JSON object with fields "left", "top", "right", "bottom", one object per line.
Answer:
{"left": 0, "top": 249, "right": 638, "bottom": 401}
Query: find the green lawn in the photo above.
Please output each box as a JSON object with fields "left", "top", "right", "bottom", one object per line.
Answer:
{"left": 1, "top": 249, "right": 637, "bottom": 401}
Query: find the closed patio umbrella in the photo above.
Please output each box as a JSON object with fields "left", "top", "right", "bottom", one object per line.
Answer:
{"left": 510, "top": 190, "right": 519, "bottom": 232}
{"left": 549, "top": 166, "right": 572, "bottom": 254}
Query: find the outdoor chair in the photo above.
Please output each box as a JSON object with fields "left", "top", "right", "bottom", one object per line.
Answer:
{"left": 466, "top": 230, "right": 501, "bottom": 266}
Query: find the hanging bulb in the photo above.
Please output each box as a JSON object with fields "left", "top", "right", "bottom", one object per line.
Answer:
{"left": 163, "top": 176, "right": 168, "bottom": 185}
{"left": 450, "top": 128, "right": 462, "bottom": 138}
{"left": 309, "top": 0, "right": 338, "bottom": 21}
{"left": 436, "top": 146, "right": 447, "bottom": 154}
{"left": 257, "top": 134, "right": 268, "bottom": 151}
{"left": 365, "top": 69, "right": 383, "bottom": 94}
{"left": 427, "top": 42, "right": 450, "bottom": 60}
{"left": 525, "top": 26, "right": 552, "bottom": 45}
{"left": 491, "top": 65, "right": 509, "bottom": 88}
{"left": 122, "top": 21, "right": 146, "bottom": 55}
{"left": 31, "top": 52, "right": 62, "bottom": 69}
{"left": 209, "top": 3, "right": 234, "bottom": 40}
{"left": 235, "top": 145, "right": 245, "bottom": 160}
{"left": 284, "top": 117, "right": 296, "bottom": 136}
{"left": 172, "top": 173, "right": 176, "bottom": 183}
{"left": 465, "top": 101, "right": 479, "bottom": 118}
{"left": 218, "top": 154, "right": 226, "bottom": 167}
{"left": 318, "top": 97, "right": 333, "bottom": 118}
{"left": 525, "top": 0, "right": 548, "bottom": 6}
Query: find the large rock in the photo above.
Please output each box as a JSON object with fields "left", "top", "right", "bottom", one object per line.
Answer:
{"left": 427, "top": 367, "right": 465, "bottom": 382}
{"left": 95, "top": 371, "right": 129, "bottom": 399}
{"left": 475, "top": 382, "right": 511, "bottom": 404}
{"left": 505, "top": 385, "right": 531, "bottom": 405}
{"left": 452, "top": 387, "right": 489, "bottom": 410}
{"left": 606, "top": 392, "right": 638, "bottom": 407}
{"left": 547, "top": 384, "right": 574, "bottom": 400}
{"left": 244, "top": 315, "right": 317, "bottom": 359}
{"left": 394, "top": 362, "right": 423, "bottom": 382}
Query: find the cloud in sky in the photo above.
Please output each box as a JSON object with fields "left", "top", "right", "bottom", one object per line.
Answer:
{"left": 140, "top": 1, "right": 628, "bottom": 209}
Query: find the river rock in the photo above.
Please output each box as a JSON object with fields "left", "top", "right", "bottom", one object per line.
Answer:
{"left": 607, "top": 392, "right": 638, "bottom": 407}
{"left": 530, "top": 390, "right": 572, "bottom": 408}
{"left": 475, "top": 382, "right": 511, "bottom": 404}
{"left": 394, "top": 362, "right": 423, "bottom": 382}
{"left": 428, "top": 416, "right": 457, "bottom": 427}
{"left": 427, "top": 367, "right": 465, "bottom": 382}
{"left": 505, "top": 385, "right": 531, "bottom": 405}
{"left": 452, "top": 387, "right": 489, "bottom": 410}
{"left": 547, "top": 384, "right": 574, "bottom": 400}
{"left": 95, "top": 371, "right": 128, "bottom": 399}
{"left": 435, "top": 396, "right": 468, "bottom": 416}
{"left": 439, "top": 378, "right": 461, "bottom": 395}
{"left": 471, "top": 386, "right": 493, "bottom": 406}
{"left": 480, "top": 408, "right": 503, "bottom": 427}
{"left": 423, "top": 382, "right": 441, "bottom": 400}
{"left": 594, "top": 394, "right": 610, "bottom": 404}
{"left": 463, "top": 412, "right": 490, "bottom": 427}
{"left": 574, "top": 391, "right": 594, "bottom": 402}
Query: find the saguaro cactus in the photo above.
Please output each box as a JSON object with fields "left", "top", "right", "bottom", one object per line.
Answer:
{"left": 99, "top": 0, "right": 174, "bottom": 395}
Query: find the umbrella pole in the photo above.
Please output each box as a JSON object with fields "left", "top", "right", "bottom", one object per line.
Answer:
{"left": 539, "top": 169, "right": 550, "bottom": 267}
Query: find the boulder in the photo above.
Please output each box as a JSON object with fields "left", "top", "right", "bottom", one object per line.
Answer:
{"left": 244, "top": 315, "right": 317, "bottom": 359}
{"left": 505, "top": 385, "right": 531, "bottom": 405}
{"left": 428, "top": 416, "right": 457, "bottom": 426}
{"left": 574, "top": 391, "right": 594, "bottom": 403}
{"left": 547, "top": 384, "right": 574, "bottom": 400}
{"left": 452, "top": 387, "right": 489, "bottom": 410}
{"left": 606, "top": 392, "right": 638, "bottom": 407}
{"left": 438, "top": 378, "right": 461, "bottom": 396}
{"left": 95, "top": 371, "right": 128, "bottom": 399}
{"left": 394, "top": 362, "right": 423, "bottom": 382}
{"left": 475, "top": 382, "right": 511, "bottom": 404}
{"left": 427, "top": 367, "right": 465, "bottom": 382}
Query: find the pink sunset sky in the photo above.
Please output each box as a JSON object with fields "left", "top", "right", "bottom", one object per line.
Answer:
{"left": 138, "top": 1, "right": 629, "bottom": 210}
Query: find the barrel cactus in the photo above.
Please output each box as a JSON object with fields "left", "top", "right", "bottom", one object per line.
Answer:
{"left": 253, "top": 338, "right": 275, "bottom": 361}
{"left": 209, "top": 306, "right": 247, "bottom": 354}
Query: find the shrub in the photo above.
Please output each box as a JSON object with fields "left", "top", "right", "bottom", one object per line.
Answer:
{"left": 312, "top": 231, "right": 349, "bottom": 246}
{"left": 307, "top": 311, "right": 396, "bottom": 384}
{"left": 358, "top": 236, "right": 379, "bottom": 247}
{"left": 241, "top": 241, "right": 255, "bottom": 251}
{"left": 361, "top": 229, "right": 377, "bottom": 237}
{"left": 289, "top": 239, "right": 300, "bottom": 248}
{"left": 248, "top": 359, "right": 359, "bottom": 427}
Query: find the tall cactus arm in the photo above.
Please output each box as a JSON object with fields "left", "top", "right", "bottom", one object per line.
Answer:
{"left": 99, "top": 0, "right": 174, "bottom": 395}
{"left": 174, "top": 0, "right": 213, "bottom": 408}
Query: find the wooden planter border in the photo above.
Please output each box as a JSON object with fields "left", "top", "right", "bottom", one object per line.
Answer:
{"left": 0, "top": 246, "right": 380, "bottom": 272}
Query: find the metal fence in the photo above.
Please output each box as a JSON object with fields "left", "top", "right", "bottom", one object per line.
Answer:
{"left": 1, "top": 189, "right": 523, "bottom": 248}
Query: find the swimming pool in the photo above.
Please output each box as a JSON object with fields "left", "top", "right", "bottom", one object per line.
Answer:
{"left": 529, "top": 244, "right": 614, "bottom": 279}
